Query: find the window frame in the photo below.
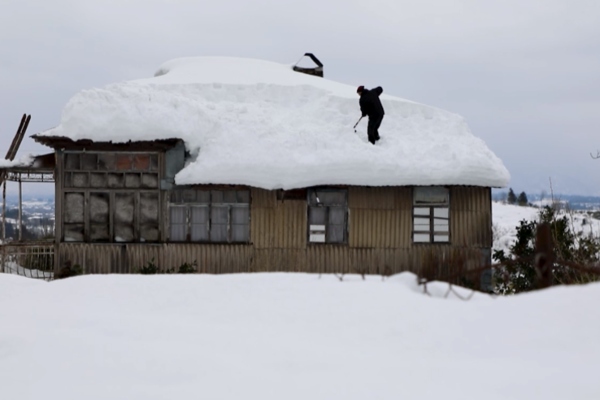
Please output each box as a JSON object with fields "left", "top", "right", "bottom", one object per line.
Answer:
{"left": 412, "top": 186, "right": 450, "bottom": 244}
{"left": 167, "top": 189, "right": 250, "bottom": 244}
{"left": 307, "top": 188, "right": 349, "bottom": 245}
{"left": 61, "top": 150, "right": 161, "bottom": 243}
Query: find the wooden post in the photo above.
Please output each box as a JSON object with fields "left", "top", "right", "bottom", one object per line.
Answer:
{"left": 18, "top": 177, "right": 22, "bottom": 242}
{"left": 2, "top": 180, "right": 6, "bottom": 241}
{"left": 1, "top": 180, "right": 5, "bottom": 274}
{"left": 535, "top": 223, "right": 554, "bottom": 289}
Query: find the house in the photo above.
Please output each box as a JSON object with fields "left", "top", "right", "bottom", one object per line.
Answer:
{"left": 31, "top": 54, "right": 510, "bottom": 287}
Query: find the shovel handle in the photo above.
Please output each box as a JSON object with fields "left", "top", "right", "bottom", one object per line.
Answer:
{"left": 353, "top": 116, "right": 363, "bottom": 129}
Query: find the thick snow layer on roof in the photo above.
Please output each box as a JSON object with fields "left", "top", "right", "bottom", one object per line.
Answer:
{"left": 0, "top": 154, "right": 34, "bottom": 168}
{"left": 40, "top": 57, "right": 510, "bottom": 189}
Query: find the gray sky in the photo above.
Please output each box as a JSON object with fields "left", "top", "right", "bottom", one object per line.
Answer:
{"left": 2, "top": 0, "right": 599, "bottom": 196}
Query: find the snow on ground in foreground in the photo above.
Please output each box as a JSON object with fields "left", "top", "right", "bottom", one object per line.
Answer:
{"left": 1, "top": 272, "right": 599, "bottom": 400}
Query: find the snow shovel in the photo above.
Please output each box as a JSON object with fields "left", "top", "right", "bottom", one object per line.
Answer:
{"left": 353, "top": 116, "right": 363, "bottom": 132}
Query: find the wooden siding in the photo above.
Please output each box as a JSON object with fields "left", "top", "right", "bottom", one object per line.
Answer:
{"left": 450, "top": 186, "right": 492, "bottom": 247}
{"left": 59, "top": 243, "right": 488, "bottom": 283}
{"left": 250, "top": 189, "right": 306, "bottom": 249}
{"left": 60, "top": 243, "right": 253, "bottom": 274}
{"left": 55, "top": 185, "right": 493, "bottom": 288}
{"left": 348, "top": 187, "right": 412, "bottom": 248}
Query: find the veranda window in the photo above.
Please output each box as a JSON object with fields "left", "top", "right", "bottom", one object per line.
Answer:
{"left": 62, "top": 151, "right": 160, "bottom": 243}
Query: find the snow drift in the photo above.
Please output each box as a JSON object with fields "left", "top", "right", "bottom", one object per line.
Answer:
{"left": 1, "top": 272, "right": 598, "bottom": 400}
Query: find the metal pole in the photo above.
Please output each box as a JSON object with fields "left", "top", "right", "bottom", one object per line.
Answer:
{"left": 2, "top": 180, "right": 6, "bottom": 241}
{"left": 1, "top": 180, "right": 5, "bottom": 273}
{"left": 18, "top": 177, "right": 22, "bottom": 242}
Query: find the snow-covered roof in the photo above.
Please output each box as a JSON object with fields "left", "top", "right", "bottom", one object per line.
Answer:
{"left": 0, "top": 154, "right": 35, "bottom": 169}
{"left": 39, "top": 56, "right": 510, "bottom": 189}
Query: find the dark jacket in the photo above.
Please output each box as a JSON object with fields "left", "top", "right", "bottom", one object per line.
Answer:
{"left": 359, "top": 87, "right": 384, "bottom": 118}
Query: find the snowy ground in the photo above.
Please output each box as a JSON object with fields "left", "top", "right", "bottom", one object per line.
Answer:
{"left": 1, "top": 273, "right": 599, "bottom": 399}
{"left": 492, "top": 201, "right": 600, "bottom": 253}
{"left": 1, "top": 202, "right": 600, "bottom": 399}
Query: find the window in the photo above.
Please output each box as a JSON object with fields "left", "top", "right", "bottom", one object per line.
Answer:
{"left": 413, "top": 187, "right": 450, "bottom": 243}
{"left": 168, "top": 189, "right": 250, "bottom": 243}
{"left": 307, "top": 188, "right": 348, "bottom": 244}
{"left": 62, "top": 151, "right": 160, "bottom": 243}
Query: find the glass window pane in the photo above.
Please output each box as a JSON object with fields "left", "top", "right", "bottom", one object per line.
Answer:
{"left": 414, "top": 187, "right": 449, "bottom": 205}
{"left": 329, "top": 207, "right": 346, "bottom": 225}
{"left": 414, "top": 207, "right": 430, "bottom": 216}
{"left": 133, "top": 154, "right": 150, "bottom": 171}
{"left": 90, "top": 224, "right": 110, "bottom": 242}
{"left": 64, "top": 193, "right": 84, "bottom": 223}
{"left": 191, "top": 223, "right": 208, "bottom": 241}
{"left": 231, "top": 206, "right": 249, "bottom": 224}
{"left": 116, "top": 155, "right": 132, "bottom": 170}
{"left": 98, "top": 154, "right": 116, "bottom": 170}
{"left": 211, "top": 206, "right": 229, "bottom": 224}
{"left": 108, "top": 173, "right": 124, "bottom": 188}
{"left": 140, "top": 193, "right": 159, "bottom": 224}
{"left": 414, "top": 217, "right": 430, "bottom": 227}
{"left": 236, "top": 190, "right": 250, "bottom": 203}
{"left": 433, "top": 220, "right": 449, "bottom": 232}
{"left": 328, "top": 224, "right": 345, "bottom": 243}
{"left": 433, "top": 235, "right": 450, "bottom": 243}
{"left": 64, "top": 224, "right": 84, "bottom": 242}
{"left": 90, "top": 173, "right": 107, "bottom": 188}
{"left": 90, "top": 193, "right": 109, "bottom": 224}
{"left": 170, "top": 224, "right": 187, "bottom": 242}
{"left": 65, "top": 154, "right": 80, "bottom": 170}
{"left": 308, "top": 190, "right": 320, "bottom": 206}
{"left": 183, "top": 189, "right": 196, "bottom": 203}
{"left": 191, "top": 206, "right": 208, "bottom": 224}
{"left": 434, "top": 208, "right": 449, "bottom": 218}
{"left": 197, "top": 190, "right": 210, "bottom": 203}
{"left": 141, "top": 174, "right": 158, "bottom": 188}
{"left": 115, "top": 193, "right": 135, "bottom": 242}
{"left": 319, "top": 191, "right": 346, "bottom": 205}
{"left": 414, "top": 233, "right": 431, "bottom": 243}
{"left": 231, "top": 224, "right": 249, "bottom": 242}
{"left": 81, "top": 153, "right": 97, "bottom": 170}
{"left": 73, "top": 173, "right": 88, "bottom": 188}
{"left": 224, "top": 190, "right": 237, "bottom": 203}
{"left": 210, "top": 224, "right": 228, "bottom": 242}
{"left": 170, "top": 207, "right": 187, "bottom": 241}
{"left": 125, "top": 173, "right": 141, "bottom": 188}
{"left": 170, "top": 207, "right": 187, "bottom": 224}
{"left": 211, "top": 190, "right": 224, "bottom": 203}
{"left": 309, "top": 207, "right": 327, "bottom": 225}
{"left": 149, "top": 154, "right": 159, "bottom": 172}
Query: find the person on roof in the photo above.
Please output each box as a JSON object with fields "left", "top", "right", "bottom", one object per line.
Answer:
{"left": 357, "top": 85, "right": 385, "bottom": 145}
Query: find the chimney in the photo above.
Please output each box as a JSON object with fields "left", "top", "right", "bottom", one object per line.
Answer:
{"left": 292, "top": 53, "right": 324, "bottom": 78}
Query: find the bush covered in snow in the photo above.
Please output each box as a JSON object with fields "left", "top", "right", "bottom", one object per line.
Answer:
{"left": 493, "top": 205, "right": 600, "bottom": 293}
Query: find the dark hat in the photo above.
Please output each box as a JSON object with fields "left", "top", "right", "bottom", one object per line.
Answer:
{"left": 356, "top": 85, "right": 364, "bottom": 93}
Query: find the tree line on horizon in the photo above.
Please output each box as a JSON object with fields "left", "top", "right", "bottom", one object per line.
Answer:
{"left": 506, "top": 188, "right": 528, "bottom": 206}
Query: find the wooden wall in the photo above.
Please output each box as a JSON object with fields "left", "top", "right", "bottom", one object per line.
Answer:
{"left": 57, "top": 186, "right": 492, "bottom": 285}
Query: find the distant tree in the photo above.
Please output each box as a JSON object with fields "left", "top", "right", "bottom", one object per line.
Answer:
{"left": 517, "top": 192, "right": 528, "bottom": 206}
{"left": 507, "top": 188, "right": 517, "bottom": 204}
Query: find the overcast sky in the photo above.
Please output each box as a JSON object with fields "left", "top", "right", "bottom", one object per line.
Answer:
{"left": 1, "top": 0, "right": 599, "bottom": 196}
